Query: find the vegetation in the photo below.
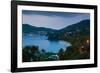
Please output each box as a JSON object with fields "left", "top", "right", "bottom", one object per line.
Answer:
{"left": 22, "top": 46, "right": 58, "bottom": 62}
{"left": 47, "top": 20, "right": 90, "bottom": 60}
{"left": 22, "top": 19, "right": 90, "bottom": 62}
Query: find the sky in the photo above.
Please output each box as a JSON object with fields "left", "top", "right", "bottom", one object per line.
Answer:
{"left": 22, "top": 10, "right": 90, "bottom": 30}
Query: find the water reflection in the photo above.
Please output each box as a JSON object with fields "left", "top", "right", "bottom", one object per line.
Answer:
{"left": 23, "top": 34, "right": 71, "bottom": 53}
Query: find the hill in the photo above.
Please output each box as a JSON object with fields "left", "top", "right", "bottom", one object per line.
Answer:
{"left": 22, "top": 24, "right": 57, "bottom": 35}
{"left": 59, "top": 20, "right": 90, "bottom": 32}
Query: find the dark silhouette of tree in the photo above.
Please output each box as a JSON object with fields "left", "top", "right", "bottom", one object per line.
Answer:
{"left": 41, "top": 49, "right": 46, "bottom": 53}
{"left": 22, "top": 45, "right": 40, "bottom": 62}
{"left": 30, "top": 46, "right": 39, "bottom": 53}
{"left": 64, "top": 46, "right": 74, "bottom": 59}
{"left": 58, "top": 48, "right": 64, "bottom": 60}
{"left": 22, "top": 48, "right": 31, "bottom": 62}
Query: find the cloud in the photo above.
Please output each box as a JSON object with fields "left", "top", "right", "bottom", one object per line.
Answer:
{"left": 22, "top": 12, "right": 90, "bottom": 30}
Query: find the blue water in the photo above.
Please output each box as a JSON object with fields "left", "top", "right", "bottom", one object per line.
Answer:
{"left": 22, "top": 34, "right": 71, "bottom": 53}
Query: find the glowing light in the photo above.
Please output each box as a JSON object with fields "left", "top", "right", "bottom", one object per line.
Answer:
{"left": 81, "top": 46, "right": 84, "bottom": 48}
{"left": 86, "top": 40, "right": 89, "bottom": 43}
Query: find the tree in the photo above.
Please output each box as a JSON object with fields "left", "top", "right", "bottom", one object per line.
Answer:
{"left": 58, "top": 48, "right": 64, "bottom": 60}
{"left": 22, "top": 45, "right": 40, "bottom": 62}
{"left": 64, "top": 46, "right": 74, "bottom": 59}
{"left": 22, "top": 48, "right": 31, "bottom": 62}
{"left": 41, "top": 49, "right": 46, "bottom": 53}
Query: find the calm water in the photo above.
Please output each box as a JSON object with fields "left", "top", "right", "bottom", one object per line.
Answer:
{"left": 22, "top": 34, "right": 71, "bottom": 53}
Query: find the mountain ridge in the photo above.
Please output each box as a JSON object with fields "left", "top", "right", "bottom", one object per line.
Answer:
{"left": 22, "top": 19, "right": 90, "bottom": 34}
{"left": 59, "top": 19, "right": 90, "bottom": 32}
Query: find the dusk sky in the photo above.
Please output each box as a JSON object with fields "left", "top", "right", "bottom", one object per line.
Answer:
{"left": 22, "top": 10, "right": 90, "bottom": 30}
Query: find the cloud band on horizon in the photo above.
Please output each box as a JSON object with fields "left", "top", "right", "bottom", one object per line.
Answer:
{"left": 22, "top": 10, "right": 90, "bottom": 30}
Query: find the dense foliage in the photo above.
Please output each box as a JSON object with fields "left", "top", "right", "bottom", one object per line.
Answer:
{"left": 22, "top": 19, "right": 90, "bottom": 62}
